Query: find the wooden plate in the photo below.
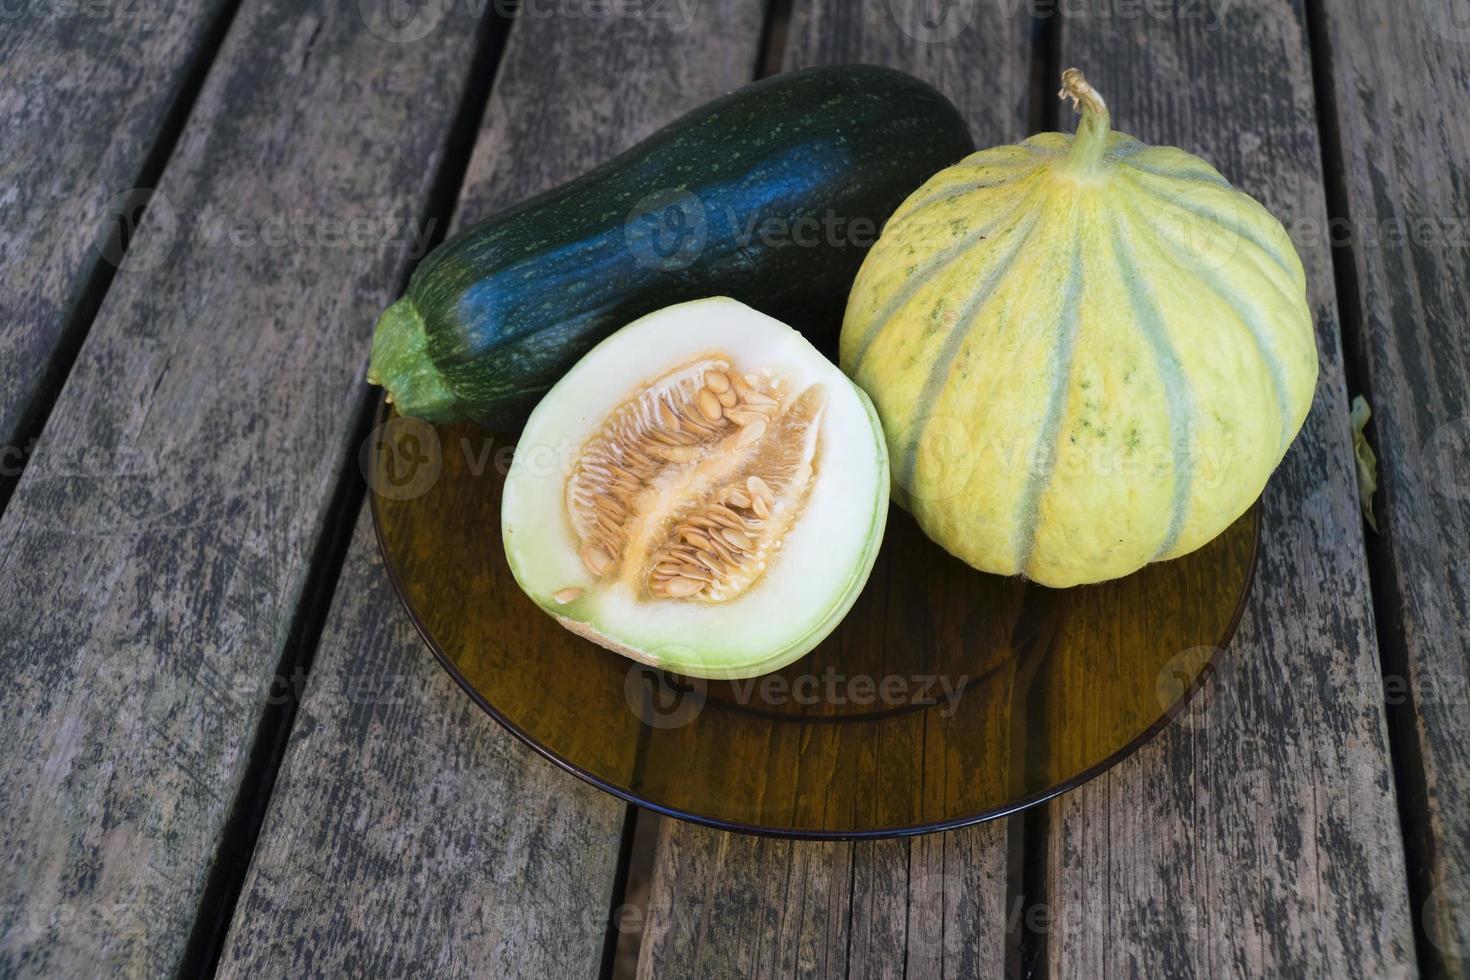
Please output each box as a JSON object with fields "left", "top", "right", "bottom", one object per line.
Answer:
{"left": 367, "top": 401, "right": 1258, "bottom": 838}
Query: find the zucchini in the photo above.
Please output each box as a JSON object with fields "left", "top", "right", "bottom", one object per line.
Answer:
{"left": 369, "top": 65, "right": 974, "bottom": 427}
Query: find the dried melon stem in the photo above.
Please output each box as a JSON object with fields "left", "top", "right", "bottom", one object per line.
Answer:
{"left": 1058, "top": 67, "right": 1112, "bottom": 179}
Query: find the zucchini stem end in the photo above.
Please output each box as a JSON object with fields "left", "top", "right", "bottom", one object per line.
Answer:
{"left": 369, "top": 297, "right": 458, "bottom": 421}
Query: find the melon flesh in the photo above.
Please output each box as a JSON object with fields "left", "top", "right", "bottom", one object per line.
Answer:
{"left": 502, "top": 297, "right": 889, "bottom": 679}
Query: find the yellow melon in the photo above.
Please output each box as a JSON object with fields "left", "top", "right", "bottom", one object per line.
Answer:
{"left": 843, "top": 69, "right": 1317, "bottom": 587}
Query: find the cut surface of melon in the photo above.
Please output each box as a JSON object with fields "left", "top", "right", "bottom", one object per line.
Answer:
{"left": 502, "top": 297, "right": 889, "bottom": 679}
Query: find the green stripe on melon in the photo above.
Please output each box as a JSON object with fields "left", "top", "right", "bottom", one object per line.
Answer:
{"left": 842, "top": 69, "right": 1316, "bottom": 587}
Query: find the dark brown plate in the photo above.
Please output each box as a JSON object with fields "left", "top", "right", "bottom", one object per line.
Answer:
{"left": 366, "top": 401, "right": 1258, "bottom": 839}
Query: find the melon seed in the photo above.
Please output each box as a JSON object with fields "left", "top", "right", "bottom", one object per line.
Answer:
{"left": 735, "top": 420, "right": 767, "bottom": 449}
{"left": 660, "top": 576, "right": 705, "bottom": 598}
{"left": 581, "top": 544, "right": 614, "bottom": 576}
{"left": 743, "top": 390, "right": 778, "bottom": 408}
{"left": 722, "top": 528, "right": 754, "bottom": 550}
{"left": 697, "top": 388, "right": 724, "bottom": 422}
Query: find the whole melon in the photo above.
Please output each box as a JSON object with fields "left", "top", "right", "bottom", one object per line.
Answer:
{"left": 843, "top": 69, "right": 1317, "bottom": 587}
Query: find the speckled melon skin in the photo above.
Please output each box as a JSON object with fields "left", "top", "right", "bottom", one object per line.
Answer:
{"left": 842, "top": 73, "right": 1317, "bottom": 587}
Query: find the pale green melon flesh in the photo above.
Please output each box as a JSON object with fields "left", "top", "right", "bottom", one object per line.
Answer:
{"left": 502, "top": 297, "right": 889, "bottom": 680}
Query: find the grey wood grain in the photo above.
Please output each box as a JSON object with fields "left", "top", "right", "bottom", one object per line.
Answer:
{"left": 788, "top": 0, "right": 1030, "bottom": 143}
{"left": 217, "top": 510, "right": 625, "bottom": 978}
{"left": 638, "top": 819, "right": 1009, "bottom": 979}
{"left": 0, "top": 3, "right": 487, "bottom": 975}
{"left": 635, "top": 3, "right": 1031, "bottom": 977}
{"left": 1319, "top": 0, "right": 1470, "bottom": 973}
{"left": 0, "top": 0, "right": 232, "bottom": 465}
{"left": 453, "top": 0, "right": 768, "bottom": 222}
{"left": 1044, "top": 2, "right": 1416, "bottom": 977}
{"left": 218, "top": 2, "right": 770, "bottom": 975}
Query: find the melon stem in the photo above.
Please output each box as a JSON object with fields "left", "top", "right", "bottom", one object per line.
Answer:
{"left": 1058, "top": 68, "right": 1111, "bottom": 178}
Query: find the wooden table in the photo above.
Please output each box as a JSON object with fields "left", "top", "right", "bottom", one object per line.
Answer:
{"left": 1, "top": 0, "right": 1464, "bottom": 976}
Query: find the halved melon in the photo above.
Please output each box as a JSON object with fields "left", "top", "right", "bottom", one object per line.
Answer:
{"left": 502, "top": 297, "right": 889, "bottom": 679}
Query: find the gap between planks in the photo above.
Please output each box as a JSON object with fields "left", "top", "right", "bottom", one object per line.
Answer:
{"left": 173, "top": 9, "right": 516, "bottom": 977}
{"left": 212, "top": 0, "right": 777, "bottom": 974}
{"left": 1300, "top": 0, "right": 1442, "bottom": 974}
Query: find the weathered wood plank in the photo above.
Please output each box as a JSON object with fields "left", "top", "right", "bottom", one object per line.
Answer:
{"left": 455, "top": 0, "right": 768, "bottom": 217}
{"left": 217, "top": 511, "right": 625, "bottom": 977}
{"left": 1044, "top": 2, "right": 1415, "bottom": 977}
{"left": 0, "top": 3, "right": 488, "bottom": 975}
{"left": 638, "top": 820, "right": 1009, "bottom": 979}
{"left": 788, "top": 0, "right": 1030, "bottom": 145}
{"left": 218, "top": 2, "right": 770, "bottom": 974}
{"left": 1319, "top": 0, "right": 1470, "bottom": 973}
{"left": 0, "top": 0, "right": 233, "bottom": 465}
{"left": 635, "top": 3, "right": 1031, "bottom": 976}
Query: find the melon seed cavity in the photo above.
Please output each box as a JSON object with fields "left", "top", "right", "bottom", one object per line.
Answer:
{"left": 562, "top": 357, "right": 825, "bottom": 602}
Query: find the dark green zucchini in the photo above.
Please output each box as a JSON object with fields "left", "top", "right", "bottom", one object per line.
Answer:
{"left": 369, "top": 65, "right": 973, "bottom": 427}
